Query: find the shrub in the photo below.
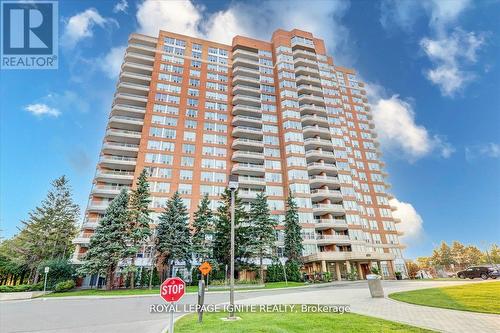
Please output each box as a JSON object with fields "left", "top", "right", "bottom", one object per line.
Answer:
{"left": 285, "top": 260, "right": 303, "bottom": 282}
{"left": 37, "top": 259, "right": 75, "bottom": 289}
{"left": 54, "top": 280, "right": 75, "bottom": 293}
{"left": 0, "top": 283, "right": 43, "bottom": 293}
{"left": 266, "top": 261, "right": 285, "bottom": 282}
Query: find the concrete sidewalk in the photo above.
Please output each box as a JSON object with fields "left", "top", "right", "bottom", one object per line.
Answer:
{"left": 237, "top": 280, "right": 500, "bottom": 333}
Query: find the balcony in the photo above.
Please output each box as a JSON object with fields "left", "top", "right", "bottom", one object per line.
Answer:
{"left": 232, "top": 126, "right": 263, "bottom": 140}
{"left": 114, "top": 92, "right": 148, "bottom": 107}
{"left": 72, "top": 232, "right": 93, "bottom": 244}
{"left": 314, "top": 219, "right": 348, "bottom": 231}
{"left": 299, "top": 104, "right": 327, "bottom": 116}
{"left": 310, "top": 189, "right": 342, "bottom": 202}
{"left": 302, "top": 125, "right": 331, "bottom": 139}
{"left": 232, "top": 150, "right": 265, "bottom": 164}
{"left": 231, "top": 163, "right": 265, "bottom": 176}
{"left": 120, "top": 71, "right": 151, "bottom": 85}
{"left": 232, "top": 104, "right": 261, "bottom": 117}
{"left": 295, "top": 66, "right": 320, "bottom": 77}
{"left": 232, "top": 48, "right": 259, "bottom": 61}
{"left": 316, "top": 234, "right": 351, "bottom": 246}
{"left": 233, "top": 94, "right": 261, "bottom": 107}
{"left": 294, "top": 57, "right": 319, "bottom": 68}
{"left": 102, "top": 142, "right": 139, "bottom": 156}
{"left": 303, "top": 251, "right": 395, "bottom": 263}
{"left": 124, "top": 50, "right": 155, "bottom": 65}
{"left": 82, "top": 219, "right": 100, "bottom": 229}
{"left": 312, "top": 203, "right": 345, "bottom": 216}
{"left": 99, "top": 155, "right": 137, "bottom": 170}
{"left": 87, "top": 203, "right": 108, "bottom": 213}
{"left": 232, "top": 115, "right": 262, "bottom": 127}
{"left": 108, "top": 115, "right": 144, "bottom": 131}
{"left": 128, "top": 41, "right": 157, "bottom": 55}
{"left": 117, "top": 81, "right": 150, "bottom": 95}
{"left": 111, "top": 103, "right": 146, "bottom": 117}
{"left": 232, "top": 74, "right": 260, "bottom": 87}
{"left": 303, "top": 137, "right": 332, "bottom": 150}
{"left": 295, "top": 75, "right": 321, "bottom": 85}
{"left": 308, "top": 174, "right": 340, "bottom": 187}
{"left": 95, "top": 169, "right": 134, "bottom": 184}
{"left": 105, "top": 128, "right": 142, "bottom": 144}
{"left": 233, "top": 84, "right": 261, "bottom": 97}
{"left": 231, "top": 138, "right": 264, "bottom": 152}
{"left": 298, "top": 94, "right": 325, "bottom": 105}
{"left": 305, "top": 149, "right": 336, "bottom": 163}
{"left": 238, "top": 190, "right": 260, "bottom": 200}
{"left": 233, "top": 66, "right": 260, "bottom": 79}
{"left": 91, "top": 185, "right": 130, "bottom": 197}
{"left": 238, "top": 175, "right": 266, "bottom": 188}
{"left": 233, "top": 57, "right": 260, "bottom": 70}
{"left": 292, "top": 48, "right": 317, "bottom": 60}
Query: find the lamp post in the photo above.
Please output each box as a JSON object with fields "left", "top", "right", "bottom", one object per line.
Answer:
{"left": 228, "top": 175, "right": 238, "bottom": 320}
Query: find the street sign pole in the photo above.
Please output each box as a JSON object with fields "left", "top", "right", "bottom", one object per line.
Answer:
{"left": 169, "top": 308, "right": 174, "bottom": 333}
{"left": 43, "top": 267, "right": 50, "bottom": 294}
{"left": 197, "top": 279, "right": 205, "bottom": 323}
{"left": 160, "top": 277, "right": 186, "bottom": 333}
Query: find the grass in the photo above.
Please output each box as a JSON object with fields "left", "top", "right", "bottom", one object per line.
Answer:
{"left": 43, "top": 281, "right": 308, "bottom": 297}
{"left": 389, "top": 281, "right": 500, "bottom": 314}
{"left": 175, "top": 311, "right": 435, "bottom": 333}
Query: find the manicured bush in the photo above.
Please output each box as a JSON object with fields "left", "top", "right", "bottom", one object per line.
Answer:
{"left": 266, "top": 262, "right": 285, "bottom": 282}
{"left": 54, "top": 280, "right": 75, "bottom": 292}
{"left": 0, "top": 283, "right": 43, "bottom": 292}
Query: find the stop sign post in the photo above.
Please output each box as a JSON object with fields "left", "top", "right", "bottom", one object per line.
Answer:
{"left": 160, "top": 277, "right": 185, "bottom": 333}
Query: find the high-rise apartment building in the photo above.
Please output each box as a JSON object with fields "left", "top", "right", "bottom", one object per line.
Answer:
{"left": 72, "top": 29, "right": 406, "bottom": 285}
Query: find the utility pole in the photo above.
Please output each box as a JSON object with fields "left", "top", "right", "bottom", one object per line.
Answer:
{"left": 228, "top": 176, "right": 238, "bottom": 320}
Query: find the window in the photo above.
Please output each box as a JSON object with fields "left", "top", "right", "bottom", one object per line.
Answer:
{"left": 181, "top": 156, "right": 194, "bottom": 167}
{"left": 183, "top": 132, "right": 196, "bottom": 142}
{"left": 182, "top": 144, "right": 195, "bottom": 154}
{"left": 178, "top": 184, "right": 192, "bottom": 195}
{"left": 180, "top": 170, "right": 193, "bottom": 180}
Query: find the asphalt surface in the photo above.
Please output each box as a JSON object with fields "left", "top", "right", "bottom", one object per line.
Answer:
{"left": 0, "top": 280, "right": 489, "bottom": 333}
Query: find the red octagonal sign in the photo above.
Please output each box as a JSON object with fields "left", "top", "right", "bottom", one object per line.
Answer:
{"left": 160, "top": 277, "right": 185, "bottom": 303}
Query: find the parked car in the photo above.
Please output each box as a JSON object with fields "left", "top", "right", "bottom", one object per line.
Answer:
{"left": 456, "top": 266, "right": 500, "bottom": 280}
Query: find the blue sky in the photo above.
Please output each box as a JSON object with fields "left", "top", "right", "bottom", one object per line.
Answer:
{"left": 1, "top": 0, "right": 499, "bottom": 258}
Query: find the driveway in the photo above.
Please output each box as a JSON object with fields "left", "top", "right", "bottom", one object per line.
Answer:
{"left": 0, "top": 280, "right": 497, "bottom": 333}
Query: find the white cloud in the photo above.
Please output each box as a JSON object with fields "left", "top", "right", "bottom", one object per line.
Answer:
{"left": 99, "top": 46, "right": 126, "bottom": 79}
{"left": 421, "top": 29, "right": 485, "bottom": 96}
{"left": 136, "top": 0, "right": 203, "bottom": 38}
{"left": 380, "top": 0, "right": 471, "bottom": 33}
{"left": 390, "top": 198, "right": 424, "bottom": 244}
{"left": 62, "top": 8, "right": 117, "bottom": 48}
{"left": 465, "top": 143, "right": 500, "bottom": 160}
{"left": 24, "top": 103, "right": 60, "bottom": 117}
{"left": 380, "top": 0, "right": 486, "bottom": 97}
{"left": 366, "top": 84, "right": 454, "bottom": 160}
{"left": 113, "top": 0, "right": 128, "bottom": 13}
{"left": 135, "top": 0, "right": 350, "bottom": 56}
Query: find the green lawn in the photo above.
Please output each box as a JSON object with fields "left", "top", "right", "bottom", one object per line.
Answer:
{"left": 175, "top": 311, "right": 435, "bottom": 333}
{"left": 43, "top": 281, "right": 307, "bottom": 297}
{"left": 389, "top": 281, "right": 500, "bottom": 314}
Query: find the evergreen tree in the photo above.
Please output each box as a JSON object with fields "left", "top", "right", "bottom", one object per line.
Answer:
{"left": 15, "top": 176, "right": 79, "bottom": 282}
{"left": 192, "top": 195, "right": 214, "bottom": 261}
{"left": 156, "top": 191, "right": 192, "bottom": 280}
{"left": 248, "top": 192, "right": 277, "bottom": 284}
{"left": 213, "top": 188, "right": 249, "bottom": 276}
{"left": 126, "top": 169, "right": 152, "bottom": 289}
{"left": 78, "top": 189, "right": 130, "bottom": 290}
{"left": 284, "top": 191, "right": 303, "bottom": 263}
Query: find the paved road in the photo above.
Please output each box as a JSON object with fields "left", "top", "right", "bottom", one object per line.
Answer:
{"left": 0, "top": 280, "right": 496, "bottom": 333}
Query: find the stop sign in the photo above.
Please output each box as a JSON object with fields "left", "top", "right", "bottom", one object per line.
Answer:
{"left": 160, "top": 277, "right": 185, "bottom": 302}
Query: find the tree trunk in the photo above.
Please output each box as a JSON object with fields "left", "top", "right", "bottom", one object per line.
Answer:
{"left": 130, "top": 256, "right": 136, "bottom": 290}
{"left": 106, "top": 266, "right": 115, "bottom": 291}
{"left": 33, "top": 269, "right": 40, "bottom": 284}
{"left": 259, "top": 252, "right": 264, "bottom": 285}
